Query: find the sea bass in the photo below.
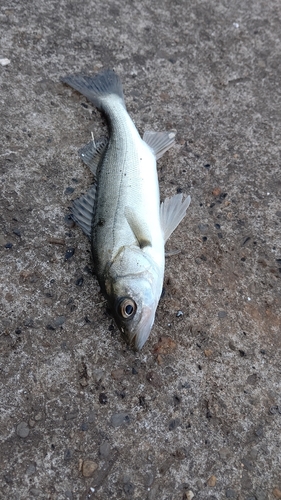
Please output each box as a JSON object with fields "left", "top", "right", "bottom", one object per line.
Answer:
{"left": 61, "top": 69, "right": 190, "bottom": 350}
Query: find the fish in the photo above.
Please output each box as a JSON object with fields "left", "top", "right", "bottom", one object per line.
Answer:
{"left": 61, "top": 69, "right": 191, "bottom": 350}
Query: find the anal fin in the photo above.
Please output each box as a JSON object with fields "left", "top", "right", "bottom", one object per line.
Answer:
{"left": 160, "top": 193, "right": 191, "bottom": 243}
{"left": 71, "top": 184, "right": 96, "bottom": 238}
{"left": 78, "top": 136, "right": 108, "bottom": 175}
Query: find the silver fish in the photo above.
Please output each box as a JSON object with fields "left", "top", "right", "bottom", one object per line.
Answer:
{"left": 61, "top": 69, "right": 190, "bottom": 350}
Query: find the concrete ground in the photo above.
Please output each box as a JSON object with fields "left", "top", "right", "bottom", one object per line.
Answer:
{"left": 1, "top": 0, "right": 281, "bottom": 499}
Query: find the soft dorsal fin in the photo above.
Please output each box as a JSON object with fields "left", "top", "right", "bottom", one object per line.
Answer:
{"left": 143, "top": 130, "right": 176, "bottom": 160}
{"left": 125, "top": 207, "right": 152, "bottom": 249}
{"left": 71, "top": 184, "right": 96, "bottom": 238}
{"left": 160, "top": 193, "right": 191, "bottom": 243}
{"left": 78, "top": 137, "right": 108, "bottom": 175}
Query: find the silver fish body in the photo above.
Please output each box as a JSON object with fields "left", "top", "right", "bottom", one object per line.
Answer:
{"left": 61, "top": 70, "right": 190, "bottom": 350}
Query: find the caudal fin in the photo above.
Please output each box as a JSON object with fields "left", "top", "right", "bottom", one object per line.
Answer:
{"left": 61, "top": 69, "right": 125, "bottom": 110}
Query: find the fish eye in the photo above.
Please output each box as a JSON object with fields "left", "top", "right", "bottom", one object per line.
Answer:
{"left": 118, "top": 298, "right": 137, "bottom": 319}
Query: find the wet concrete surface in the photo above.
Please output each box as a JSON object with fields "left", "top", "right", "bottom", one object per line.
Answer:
{"left": 1, "top": 0, "right": 281, "bottom": 499}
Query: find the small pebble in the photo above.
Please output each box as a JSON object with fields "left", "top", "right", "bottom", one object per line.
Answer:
{"left": 13, "top": 228, "right": 21, "bottom": 237}
{"left": 176, "top": 310, "right": 183, "bottom": 317}
{"left": 255, "top": 487, "right": 267, "bottom": 500}
{"left": 273, "top": 488, "right": 281, "bottom": 499}
{"left": 184, "top": 492, "right": 194, "bottom": 500}
{"left": 64, "top": 248, "right": 75, "bottom": 261}
{"left": 5, "top": 242, "right": 13, "bottom": 249}
{"left": 111, "top": 368, "right": 124, "bottom": 380}
{"left": 16, "top": 421, "right": 30, "bottom": 438}
{"left": 25, "top": 318, "right": 34, "bottom": 327}
{"left": 0, "top": 234, "right": 6, "bottom": 245}
{"left": 226, "top": 489, "right": 237, "bottom": 498}
{"left": 111, "top": 412, "right": 130, "bottom": 428}
{"left": 198, "top": 223, "right": 208, "bottom": 233}
{"left": 88, "top": 411, "right": 95, "bottom": 423}
{"left": 82, "top": 460, "right": 98, "bottom": 477}
{"left": 218, "top": 311, "right": 227, "bottom": 318}
{"left": 123, "top": 481, "right": 135, "bottom": 495}
{"left": 144, "top": 471, "right": 155, "bottom": 488}
{"left": 0, "top": 58, "right": 10, "bottom": 66}
{"left": 26, "top": 464, "right": 36, "bottom": 475}
{"left": 219, "top": 447, "right": 232, "bottom": 460}
{"left": 146, "top": 371, "right": 162, "bottom": 388}
{"left": 29, "top": 489, "right": 43, "bottom": 497}
{"left": 152, "top": 337, "right": 176, "bottom": 355}
{"left": 65, "top": 409, "right": 79, "bottom": 421}
{"left": 46, "top": 324, "right": 55, "bottom": 331}
{"left": 99, "top": 393, "right": 108, "bottom": 404}
{"left": 64, "top": 214, "right": 75, "bottom": 228}
{"left": 207, "top": 475, "right": 217, "bottom": 487}
{"left": 204, "top": 349, "right": 213, "bottom": 357}
{"left": 76, "top": 276, "right": 84, "bottom": 286}
{"left": 64, "top": 187, "right": 75, "bottom": 194}
{"left": 212, "top": 187, "right": 221, "bottom": 196}
{"left": 80, "top": 377, "right": 88, "bottom": 387}
{"left": 64, "top": 448, "right": 73, "bottom": 460}
{"left": 99, "top": 441, "right": 111, "bottom": 458}
{"left": 54, "top": 316, "right": 65, "bottom": 327}
{"left": 168, "top": 418, "right": 181, "bottom": 431}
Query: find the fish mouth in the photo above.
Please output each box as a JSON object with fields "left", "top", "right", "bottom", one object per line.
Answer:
{"left": 127, "top": 306, "right": 156, "bottom": 351}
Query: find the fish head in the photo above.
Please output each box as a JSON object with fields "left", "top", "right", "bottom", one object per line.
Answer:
{"left": 103, "top": 245, "right": 164, "bottom": 350}
{"left": 105, "top": 265, "right": 163, "bottom": 350}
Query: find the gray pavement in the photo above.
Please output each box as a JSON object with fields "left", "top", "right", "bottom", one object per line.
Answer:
{"left": 1, "top": 0, "right": 281, "bottom": 499}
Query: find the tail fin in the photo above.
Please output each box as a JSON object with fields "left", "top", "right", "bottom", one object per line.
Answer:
{"left": 61, "top": 69, "right": 125, "bottom": 110}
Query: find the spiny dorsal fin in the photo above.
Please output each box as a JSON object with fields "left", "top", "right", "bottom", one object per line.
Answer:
{"left": 143, "top": 130, "right": 176, "bottom": 160}
{"left": 160, "top": 193, "right": 191, "bottom": 243}
{"left": 71, "top": 184, "right": 96, "bottom": 238}
{"left": 78, "top": 137, "right": 108, "bottom": 175}
{"left": 125, "top": 206, "right": 152, "bottom": 249}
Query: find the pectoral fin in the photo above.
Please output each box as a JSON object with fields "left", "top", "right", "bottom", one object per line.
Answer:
{"left": 125, "top": 207, "right": 152, "bottom": 249}
{"left": 143, "top": 130, "right": 176, "bottom": 160}
{"left": 71, "top": 184, "right": 96, "bottom": 238}
{"left": 160, "top": 193, "right": 191, "bottom": 243}
{"left": 78, "top": 136, "right": 108, "bottom": 175}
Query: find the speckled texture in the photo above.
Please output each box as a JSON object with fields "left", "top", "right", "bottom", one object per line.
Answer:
{"left": 1, "top": 1, "right": 281, "bottom": 499}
